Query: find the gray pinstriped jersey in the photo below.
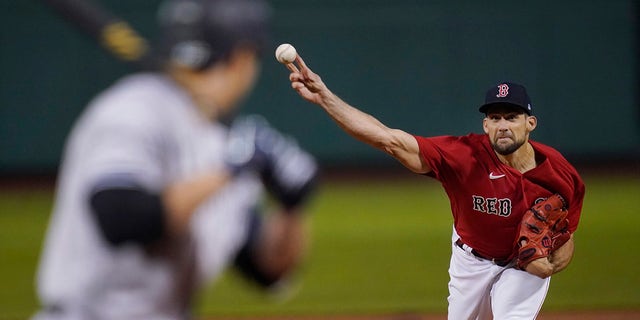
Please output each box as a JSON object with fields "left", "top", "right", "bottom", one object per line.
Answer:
{"left": 34, "top": 73, "right": 262, "bottom": 319}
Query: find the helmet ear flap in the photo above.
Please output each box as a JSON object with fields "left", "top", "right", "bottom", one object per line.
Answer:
{"left": 170, "top": 40, "right": 213, "bottom": 70}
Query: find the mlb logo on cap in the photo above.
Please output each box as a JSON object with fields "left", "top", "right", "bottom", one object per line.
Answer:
{"left": 479, "top": 82, "right": 533, "bottom": 115}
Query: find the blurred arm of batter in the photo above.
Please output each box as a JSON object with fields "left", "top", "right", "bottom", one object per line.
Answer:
{"left": 90, "top": 170, "right": 234, "bottom": 246}
{"left": 163, "top": 172, "right": 233, "bottom": 237}
{"left": 288, "top": 55, "right": 431, "bottom": 175}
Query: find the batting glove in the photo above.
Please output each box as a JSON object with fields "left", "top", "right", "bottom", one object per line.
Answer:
{"left": 224, "top": 115, "right": 319, "bottom": 209}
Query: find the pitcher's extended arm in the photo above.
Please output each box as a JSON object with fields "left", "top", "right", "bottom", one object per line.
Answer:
{"left": 288, "top": 55, "right": 430, "bottom": 174}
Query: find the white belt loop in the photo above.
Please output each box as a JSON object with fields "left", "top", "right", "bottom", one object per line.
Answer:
{"left": 461, "top": 242, "right": 474, "bottom": 255}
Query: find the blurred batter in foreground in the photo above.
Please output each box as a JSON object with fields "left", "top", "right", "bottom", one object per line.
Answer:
{"left": 34, "top": 1, "right": 317, "bottom": 319}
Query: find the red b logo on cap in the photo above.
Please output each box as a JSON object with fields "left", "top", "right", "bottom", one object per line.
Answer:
{"left": 496, "top": 84, "right": 509, "bottom": 98}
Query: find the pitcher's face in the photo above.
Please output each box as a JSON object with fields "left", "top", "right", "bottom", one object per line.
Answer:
{"left": 483, "top": 105, "right": 536, "bottom": 155}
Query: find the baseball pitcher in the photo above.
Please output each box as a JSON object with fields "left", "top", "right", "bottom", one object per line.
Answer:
{"left": 283, "top": 55, "right": 585, "bottom": 319}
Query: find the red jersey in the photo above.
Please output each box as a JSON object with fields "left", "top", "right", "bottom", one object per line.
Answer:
{"left": 414, "top": 133, "right": 585, "bottom": 260}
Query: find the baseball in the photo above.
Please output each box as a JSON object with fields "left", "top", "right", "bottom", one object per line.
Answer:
{"left": 275, "top": 43, "right": 297, "bottom": 64}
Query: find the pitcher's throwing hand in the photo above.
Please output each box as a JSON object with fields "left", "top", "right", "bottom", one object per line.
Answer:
{"left": 288, "top": 56, "right": 330, "bottom": 105}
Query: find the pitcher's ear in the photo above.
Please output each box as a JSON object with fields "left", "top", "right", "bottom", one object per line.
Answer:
{"left": 526, "top": 115, "right": 537, "bottom": 132}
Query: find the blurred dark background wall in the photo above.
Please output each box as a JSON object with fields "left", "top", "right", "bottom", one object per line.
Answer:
{"left": 1, "top": 0, "right": 638, "bottom": 174}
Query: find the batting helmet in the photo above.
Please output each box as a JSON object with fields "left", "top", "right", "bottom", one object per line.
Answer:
{"left": 157, "top": 0, "right": 271, "bottom": 70}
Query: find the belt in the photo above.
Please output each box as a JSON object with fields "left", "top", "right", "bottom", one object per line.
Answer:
{"left": 455, "top": 239, "right": 512, "bottom": 267}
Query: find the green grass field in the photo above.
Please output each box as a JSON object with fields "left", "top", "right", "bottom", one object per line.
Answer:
{"left": 0, "top": 173, "right": 639, "bottom": 319}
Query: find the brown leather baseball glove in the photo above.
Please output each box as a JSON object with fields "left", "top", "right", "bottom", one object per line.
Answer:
{"left": 516, "top": 194, "right": 571, "bottom": 270}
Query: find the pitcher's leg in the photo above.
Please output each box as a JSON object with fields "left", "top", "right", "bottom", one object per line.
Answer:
{"left": 447, "top": 242, "right": 501, "bottom": 320}
{"left": 491, "top": 268, "right": 550, "bottom": 319}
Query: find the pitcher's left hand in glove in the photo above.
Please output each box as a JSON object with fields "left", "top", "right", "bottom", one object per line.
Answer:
{"left": 516, "top": 194, "right": 571, "bottom": 270}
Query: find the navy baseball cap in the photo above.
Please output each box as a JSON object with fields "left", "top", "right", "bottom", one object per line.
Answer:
{"left": 479, "top": 82, "right": 532, "bottom": 115}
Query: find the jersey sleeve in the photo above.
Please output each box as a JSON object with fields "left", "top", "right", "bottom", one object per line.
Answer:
{"left": 530, "top": 141, "right": 586, "bottom": 233}
{"left": 565, "top": 168, "right": 585, "bottom": 233}
{"left": 413, "top": 135, "right": 474, "bottom": 181}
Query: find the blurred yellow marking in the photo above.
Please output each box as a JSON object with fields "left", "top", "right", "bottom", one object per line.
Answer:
{"left": 101, "top": 21, "right": 148, "bottom": 61}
